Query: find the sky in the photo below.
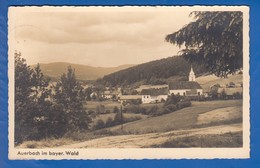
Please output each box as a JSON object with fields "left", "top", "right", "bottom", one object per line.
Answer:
{"left": 8, "top": 7, "right": 194, "bottom": 67}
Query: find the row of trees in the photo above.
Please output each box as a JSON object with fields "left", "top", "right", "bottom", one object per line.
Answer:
{"left": 15, "top": 52, "right": 91, "bottom": 144}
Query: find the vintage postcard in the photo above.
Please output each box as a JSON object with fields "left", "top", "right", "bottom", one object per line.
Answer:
{"left": 8, "top": 6, "right": 250, "bottom": 159}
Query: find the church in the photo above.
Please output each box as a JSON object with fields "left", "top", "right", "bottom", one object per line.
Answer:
{"left": 168, "top": 66, "right": 203, "bottom": 96}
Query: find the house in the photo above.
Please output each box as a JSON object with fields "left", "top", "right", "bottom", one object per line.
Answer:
{"left": 90, "top": 91, "right": 97, "bottom": 99}
{"left": 141, "top": 88, "right": 168, "bottom": 104}
{"left": 102, "top": 90, "right": 120, "bottom": 99}
{"left": 102, "top": 90, "right": 112, "bottom": 99}
{"left": 168, "top": 66, "right": 203, "bottom": 96}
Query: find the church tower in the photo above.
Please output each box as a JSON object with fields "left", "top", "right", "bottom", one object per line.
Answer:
{"left": 189, "top": 66, "right": 196, "bottom": 81}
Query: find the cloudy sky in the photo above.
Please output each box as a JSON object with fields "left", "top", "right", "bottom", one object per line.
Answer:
{"left": 9, "top": 7, "right": 194, "bottom": 67}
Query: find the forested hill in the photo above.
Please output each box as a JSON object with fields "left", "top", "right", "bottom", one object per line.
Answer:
{"left": 31, "top": 62, "right": 134, "bottom": 81}
{"left": 102, "top": 56, "right": 207, "bottom": 86}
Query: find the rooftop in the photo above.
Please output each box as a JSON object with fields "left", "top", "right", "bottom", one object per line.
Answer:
{"left": 169, "top": 81, "right": 202, "bottom": 90}
{"left": 141, "top": 88, "right": 168, "bottom": 96}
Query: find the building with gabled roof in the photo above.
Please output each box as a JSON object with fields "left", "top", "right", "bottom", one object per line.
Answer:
{"left": 168, "top": 67, "right": 203, "bottom": 96}
{"left": 141, "top": 88, "right": 168, "bottom": 104}
{"left": 169, "top": 81, "right": 203, "bottom": 96}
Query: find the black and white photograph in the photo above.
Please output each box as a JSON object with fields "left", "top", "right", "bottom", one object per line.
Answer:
{"left": 8, "top": 6, "right": 249, "bottom": 159}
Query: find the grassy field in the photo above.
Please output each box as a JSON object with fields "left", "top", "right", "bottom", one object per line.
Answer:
{"left": 196, "top": 74, "right": 242, "bottom": 91}
{"left": 57, "top": 124, "right": 242, "bottom": 148}
{"left": 105, "top": 100, "right": 242, "bottom": 134}
{"left": 84, "top": 100, "right": 121, "bottom": 111}
{"left": 93, "top": 113, "right": 148, "bottom": 124}
{"left": 150, "top": 132, "right": 242, "bottom": 148}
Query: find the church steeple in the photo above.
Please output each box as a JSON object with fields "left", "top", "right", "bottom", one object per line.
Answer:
{"left": 189, "top": 66, "right": 196, "bottom": 81}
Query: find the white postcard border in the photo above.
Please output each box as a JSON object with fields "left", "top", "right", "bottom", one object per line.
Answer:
{"left": 8, "top": 6, "right": 250, "bottom": 160}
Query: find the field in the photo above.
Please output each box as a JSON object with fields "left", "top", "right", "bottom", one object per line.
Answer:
{"left": 84, "top": 100, "right": 121, "bottom": 112}
{"left": 103, "top": 100, "right": 242, "bottom": 134}
{"left": 58, "top": 124, "right": 242, "bottom": 148}
{"left": 18, "top": 100, "right": 243, "bottom": 148}
{"left": 196, "top": 74, "right": 242, "bottom": 91}
{"left": 93, "top": 113, "right": 148, "bottom": 124}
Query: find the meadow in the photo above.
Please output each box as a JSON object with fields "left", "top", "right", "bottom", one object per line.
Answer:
{"left": 104, "top": 100, "right": 242, "bottom": 134}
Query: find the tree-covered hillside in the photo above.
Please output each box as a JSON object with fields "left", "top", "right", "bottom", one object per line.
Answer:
{"left": 102, "top": 56, "right": 207, "bottom": 86}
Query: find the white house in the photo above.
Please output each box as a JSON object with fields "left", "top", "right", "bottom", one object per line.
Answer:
{"left": 169, "top": 81, "right": 203, "bottom": 96}
{"left": 90, "top": 91, "right": 97, "bottom": 98}
{"left": 102, "top": 90, "right": 112, "bottom": 99}
{"left": 102, "top": 90, "right": 120, "bottom": 99}
{"left": 141, "top": 88, "right": 168, "bottom": 104}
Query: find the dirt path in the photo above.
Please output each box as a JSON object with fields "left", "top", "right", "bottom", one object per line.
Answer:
{"left": 59, "top": 124, "right": 242, "bottom": 148}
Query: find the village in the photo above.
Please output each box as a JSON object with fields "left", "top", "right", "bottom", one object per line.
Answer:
{"left": 17, "top": 64, "right": 244, "bottom": 149}
{"left": 80, "top": 66, "right": 243, "bottom": 106}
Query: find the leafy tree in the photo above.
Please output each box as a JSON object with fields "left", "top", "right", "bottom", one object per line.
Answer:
{"left": 209, "top": 84, "right": 221, "bottom": 99}
{"left": 15, "top": 52, "right": 34, "bottom": 104}
{"left": 14, "top": 51, "right": 34, "bottom": 143}
{"left": 166, "top": 12, "right": 243, "bottom": 78}
{"left": 105, "top": 117, "right": 113, "bottom": 127}
{"left": 84, "top": 87, "right": 93, "bottom": 101}
{"left": 54, "top": 66, "right": 91, "bottom": 132}
{"left": 219, "top": 90, "right": 227, "bottom": 100}
{"left": 95, "top": 119, "right": 105, "bottom": 129}
{"left": 113, "top": 106, "right": 119, "bottom": 113}
{"left": 233, "top": 92, "right": 242, "bottom": 99}
{"left": 164, "top": 94, "right": 181, "bottom": 106}
{"left": 31, "top": 64, "right": 51, "bottom": 102}
{"left": 113, "top": 110, "right": 123, "bottom": 125}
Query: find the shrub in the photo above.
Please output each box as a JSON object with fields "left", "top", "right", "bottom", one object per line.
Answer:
{"left": 105, "top": 117, "right": 113, "bottom": 127}
{"left": 130, "top": 99, "right": 142, "bottom": 105}
{"left": 105, "top": 110, "right": 111, "bottom": 114}
{"left": 219, "top": 90, "right": 227, "bottom": 100}
{"left": 95, "top": 119, "right": 105, "bottom": 130}
{"left": 177, "top": 100, "right": 191, "bottom": 109}
{"left": 233, "top": 92, "right": 242, "bottom": 99}
{"left": 163, "top": 107, "right": 172, "bottom": 114}
{"left": 164, "top": 94, "right": 181, "bottom": 106}
{"left": 88, "top": 110, "right": 96, "bottom": 118}
{"left": 125, "top": 105, "right": 146, "bottom": 114}
{"left": 113, "top": 112, "right": 123, "bottom": 125}
{"left": 165, "top": 104, "right": 177, "bottom": 112}
{"left": 113, "top": 106, "right": 120, "bottom": 113}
